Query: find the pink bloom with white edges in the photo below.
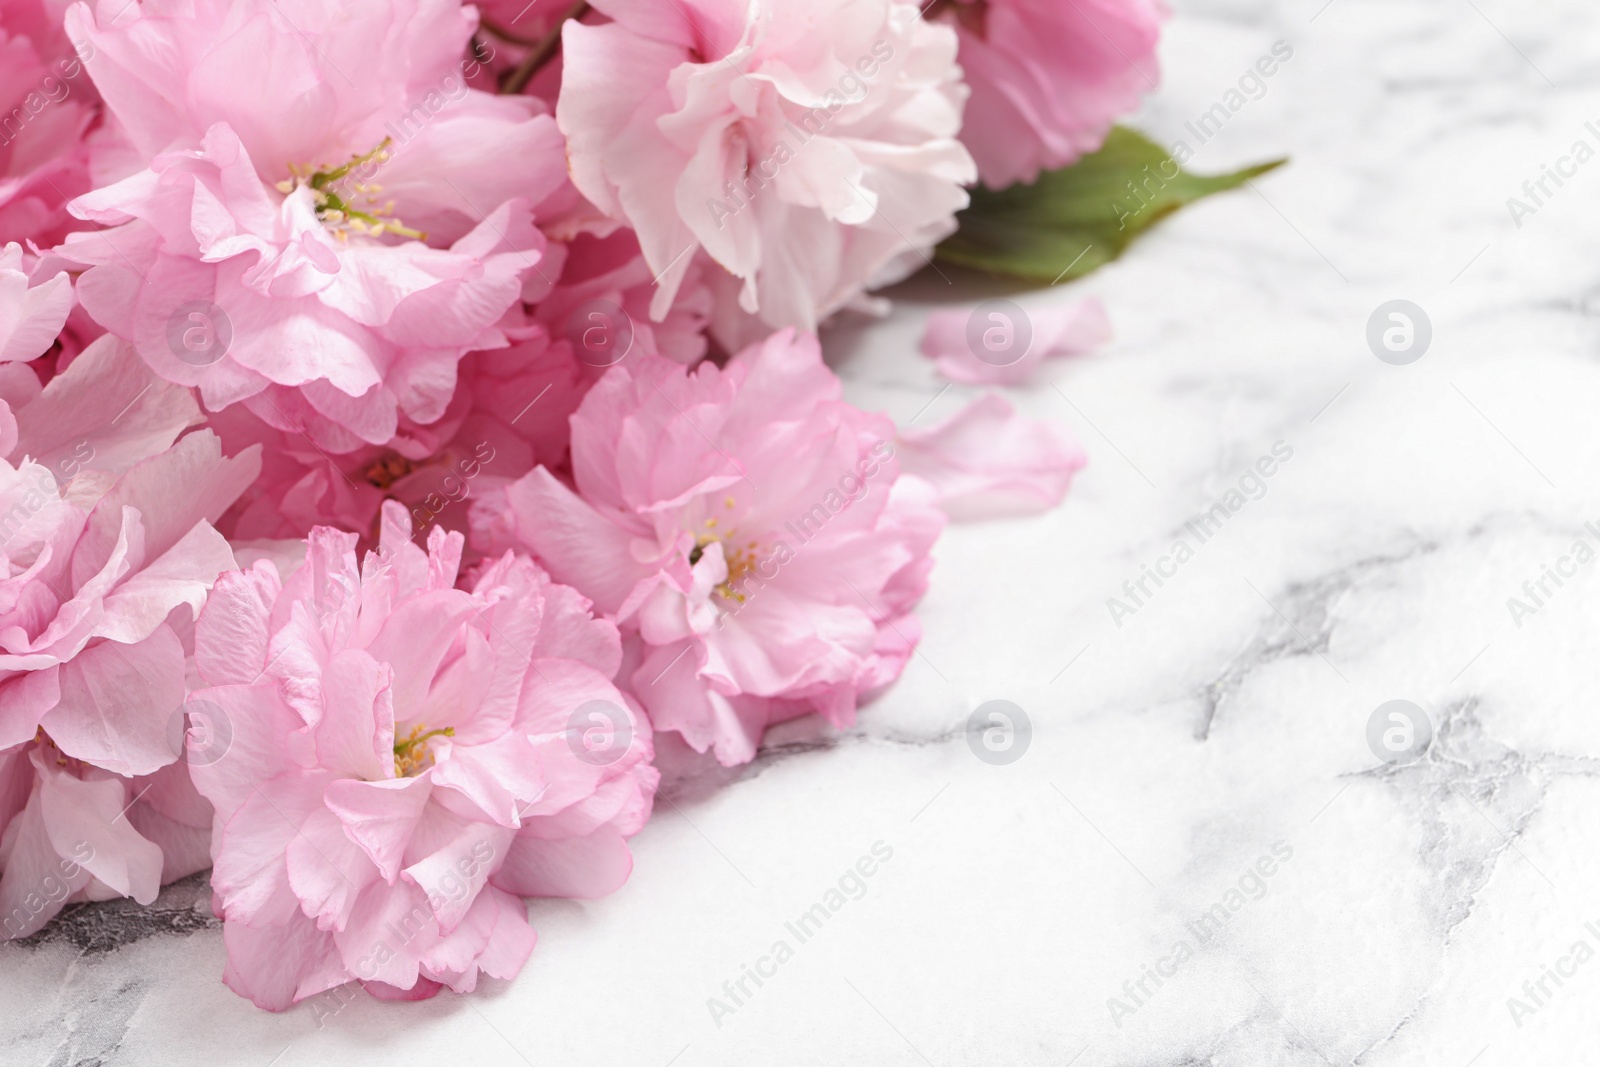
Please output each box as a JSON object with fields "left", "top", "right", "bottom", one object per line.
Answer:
{"left": 557, "top": 0, "right": 975, "bottom": 338}
{"left": 0, "top": 0, "right": 97, "bottom": 247}
{"left": 56, "top": 0, "right": 569, "bottom": 452}
{"left": 933, "top": 0, "right": 1165, "bottom": 188}
{"left": 497, "top": 329, "right": 944, "bottom": 766}
{"left": 188, "top": 503, "right": 657, "bottom": 1010}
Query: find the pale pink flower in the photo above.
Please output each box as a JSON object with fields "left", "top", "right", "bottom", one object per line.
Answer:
{"left": 897, "top": 392, "right": 1085, "bottom": 519}
{"left": 0, "top": 411, "right": 256, "bottom": 772}
{"left": 0, "top": 357, "right": 256, "bottom": 935}
{"left": 496, "top": 328, "right": 943, "bottom": 766}
{"left": 0, "top": 0, "right": 97, "bottom": 247}
{"left": 932, "top": 0, "right": 1165, "bottom": 188}
{"left": 212, "top": 324, "right": 595, "bottom": 546}
{"left": 0, "top": 747, "right": 212, "bottom": 939}
{"left": 557, "top": 0, "right": 975, "bottom": 339}
{"left": 921, "top": 295, "right": 1111, "bottom": 386}
{"left": 55, "top": 0, "right": 570, "bottom": 451}
{"left": 188, "top": 503, "right": 657, "bottom": 1010}
{"left": 215, "top": 228, "right": 718, "bottom": 548}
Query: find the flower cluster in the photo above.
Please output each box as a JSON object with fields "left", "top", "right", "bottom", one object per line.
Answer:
{"left": 0, "top": 0, "right": 1152, "bottom": 1011}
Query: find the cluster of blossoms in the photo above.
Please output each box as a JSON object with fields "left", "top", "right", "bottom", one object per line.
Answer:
{"left": 0, "top": 0, "right": 1157, "bottom": 1011}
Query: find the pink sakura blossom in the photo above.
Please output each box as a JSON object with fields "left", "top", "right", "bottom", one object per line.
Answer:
{"left": 496, "top": 328, "right": 943, "bottom": 766}
{"left": 557, "top": 0, "right": 975, "bottom": 341}
{"left": 212, "top": 324, "right": 595, "bottom": 547}
{"left": 55, "top": 0, "right": 570, "bottom": 452}
{"left": 932, "top": 0, "right": 1165, "bottom": 188}
{"left": 0, "top": 0, "right": 97, "bottom": 247}
{"left": 0, "top": 343, "right": 259, "bottom": 935}
{"left": 215, "top": 227, "right": 719, "bottom": 549}
{"left": 188, "top": 503, "right": 657, "bottom": 1010}
{"left": 897, "top": 392, "right": 1085, "bottom": 519}
{"left": 0, "top": 410, "right": 255, "bottom": 780}
{"left": 0, "top": 747, "right": 212, "bottom": 939}
{"left": 920, "top": 295, "right": 1111, "bottom": 386}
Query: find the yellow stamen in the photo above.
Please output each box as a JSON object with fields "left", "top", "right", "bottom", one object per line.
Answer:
{"left": 393, "top": 723, "right": 454, "bottom": 777}
{"left": 280, "top": 138, "right": 427, "bottom": 243}
{"left": 688, "top": 531, "right": 758, "bottom": 603}
{"left": 364, "top": 454, "right": 416, "bottom": 490}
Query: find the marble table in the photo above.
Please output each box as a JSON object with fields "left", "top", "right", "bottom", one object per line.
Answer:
{"left": 7, "top": 0, "right": 1598, "bottom": 1063}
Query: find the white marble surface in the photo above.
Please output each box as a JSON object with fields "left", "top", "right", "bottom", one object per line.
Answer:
{"left": 8, "top": 0, "right": 1600, "bottom": 1063}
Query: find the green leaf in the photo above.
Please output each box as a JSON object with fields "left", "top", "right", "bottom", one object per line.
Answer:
{"left": 935, "top": 127, "right": 1286, "bottom": 284}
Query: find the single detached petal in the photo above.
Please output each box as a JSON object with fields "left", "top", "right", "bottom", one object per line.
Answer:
{"left": 922, "top": 296, "right": 1111, "bottom": 386}
{"left": 897, "top": 393, "right": 1087, "bottom": 519}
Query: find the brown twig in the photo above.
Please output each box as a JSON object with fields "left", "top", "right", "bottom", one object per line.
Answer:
{"left": 499, "top": 1, "right": 590, "bottom": 95}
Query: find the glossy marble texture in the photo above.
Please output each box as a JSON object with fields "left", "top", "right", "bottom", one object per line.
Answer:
{"left": 6, "top": 0, "right": 1599, "bottom": 1063}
